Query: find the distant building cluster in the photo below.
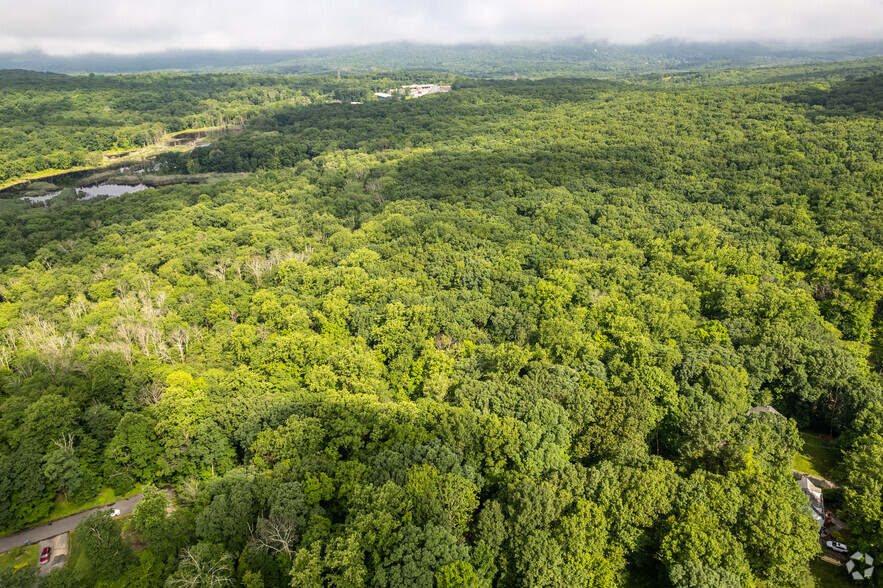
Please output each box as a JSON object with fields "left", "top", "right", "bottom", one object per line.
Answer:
{"left": 374, "top": 84, "right": 452, "bottom": 100}
{"left": 400, "top": 84, "right": 452, "bottom": 97}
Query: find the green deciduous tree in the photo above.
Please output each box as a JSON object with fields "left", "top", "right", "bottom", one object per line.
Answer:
{"left": 72, "top": 511, "right": 136, "bottom": 582}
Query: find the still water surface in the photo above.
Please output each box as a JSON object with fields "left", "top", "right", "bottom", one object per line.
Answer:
{"left": 21, "top": 183, "right": 149, "bottom": 203}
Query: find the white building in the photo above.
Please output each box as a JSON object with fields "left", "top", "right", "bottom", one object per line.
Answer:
{"left": 399, "top": 84, "right": 452, "bottom": 98}
{"left": 799, "top": 477, "right": 825, "bottom": 531}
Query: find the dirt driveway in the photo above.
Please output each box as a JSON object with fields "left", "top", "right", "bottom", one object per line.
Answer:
{"left": 37, "top": 533, "right": 68, "bottom": 576}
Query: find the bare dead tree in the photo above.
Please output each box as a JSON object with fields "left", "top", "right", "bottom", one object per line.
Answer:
{"left": 12, "top": 354, "right": 38, "bottom": 378}
{"left": 179, "top": 477, "right": 201, "bottom": 505}
{"left": 244, "top": 256, "right": 270, "bottom": 287}
{"left": 118, "top": 294, "right": 139, "bottom": 316}
{"left": 154, "top": 290, "right": 168, "bottom": 311}
{"left": 113, "top": 313, "right": 168, "bottom": 361}
{"left": 166, "top": 546, "right": 235, "bottom": 588}
{"left": 131, "top": 323, "right": 169, "bottom": 362}
{"left": 249, "top": 516, "right": 300, "bottom": 559}
{"left": 293, "top": 247, "right": 314, "bottom": 264}
{"left": 434, "top": 333, "right": 459, "bottom": 352}
{"left": 139, "top": 275, "right": 153, "bottom": 297}
{"left": 92, "top": 340, "right": 133, "bottom": 364}
{"left": 93, "top": 263, "right": 110, "bottom": 282}
{"left": 133, "top": 323, "right": 152, "bottom": 358}
{"left": 66, "top": 295, "right": 90, "bottom": 321}
{"left": 17, "top": 317, "right": 79, "bottom": 376}
{"left": 87, "top": 520, "right": 105, "bottom": 544}
{"left": 2, "top": 329, "right": 17, "bottom": 351}
{"left": 266, "top": 250, "right": 296, "bottom": 268}
{"left": 139, "top": 381, "right": 165, "bottom": 405}
{"left": 168, "top": 327, "right": 197, "bottom": 363}
{"left": 17, "top": 315, "right": 56, "bottom": 350}
{"left": 114, "top": 318, "right": 136, "bottom": 353}
{"left": 52, "top": 432, "right": 76, "bottom": 453}
{"left": 205, "top": 259, "right": 230, "bottom": 283}
{"left": 138, "top": 290, "right": 157, "bottom": 319}
{"left": 57, "top": 238, "right": 79, "bottom": 254}
{"left": 39, "top": 331, "right": 79, "bottom": 376}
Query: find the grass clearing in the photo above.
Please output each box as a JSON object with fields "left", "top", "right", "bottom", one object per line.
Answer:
{"left": 67, "top": 530, "right": 94, "bottom": 584}
{"left": 45, "top": 484, "right": 143, "bottom": 522}
{"left": 810, "top": 558, "right": 853, "bottom": 588}
{"left": 0, "top": 544, "right": 38, "bottom": 572}
{"left": 794, "top": 432, "right": 839, "bottom": 480}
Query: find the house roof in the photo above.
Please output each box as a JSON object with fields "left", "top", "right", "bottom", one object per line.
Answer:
{"left": 799, "top": 477, "right": 824, "bottom": 505}
{"left": 798, "top": 477, "right": 825, "bottom": 530}
{"left": 748, "top": 405, "right": 783, "bottom": 417}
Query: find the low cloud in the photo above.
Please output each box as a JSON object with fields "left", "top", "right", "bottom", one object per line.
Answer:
{"left": 1, "top": 0, "right": 882, "bottom": 55}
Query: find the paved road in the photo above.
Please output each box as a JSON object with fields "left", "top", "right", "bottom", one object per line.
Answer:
{"left": 0, "top": 493, "right": 143, "bottom": 554}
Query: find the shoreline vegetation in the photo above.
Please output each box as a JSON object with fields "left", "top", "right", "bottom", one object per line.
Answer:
{"left": 0, "top": 125, "right": 237, "bottom": 195}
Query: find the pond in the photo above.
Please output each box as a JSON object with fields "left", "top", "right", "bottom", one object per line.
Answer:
{"left": 77, "top": 183, "right": 149, "bottom": 200}
{"left": 21, "top": 183, "right": 149, "bottom": 204}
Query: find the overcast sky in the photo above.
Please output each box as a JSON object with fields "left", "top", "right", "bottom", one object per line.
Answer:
{"left": 1, "top": 0, "right": 882, "bottom": 55}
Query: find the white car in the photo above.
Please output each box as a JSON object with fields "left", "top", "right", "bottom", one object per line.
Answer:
{"left": 110, "top": 508, "right": 122, "bottom": 517}
{"left": 826, "top": 540, "right": 848, "bottom": 554}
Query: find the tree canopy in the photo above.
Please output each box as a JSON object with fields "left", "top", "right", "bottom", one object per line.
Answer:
{"left": 1, "top": 64, "right": 882, "bottom": 587}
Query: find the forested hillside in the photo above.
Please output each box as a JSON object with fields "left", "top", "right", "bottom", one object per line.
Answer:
{"left": 4, "top": 39, "right": 883, "bottom": 77}
{"left": 0, "top": 70, "right": 453, "bottom": 186}
{"left": 1, "top": 68, "right": 883, "bottom": 587}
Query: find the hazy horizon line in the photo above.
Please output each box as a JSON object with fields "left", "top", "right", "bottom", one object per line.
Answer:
{"left": 3, "top": 35, "right": 883, "bottom": 59}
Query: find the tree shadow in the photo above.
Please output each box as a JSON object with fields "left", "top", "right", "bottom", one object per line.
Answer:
{"left": 388, "top": 142, "right": 665, "bottom": 203}
{"left": 786, "top": 75, "right": 883, "bottom": 118}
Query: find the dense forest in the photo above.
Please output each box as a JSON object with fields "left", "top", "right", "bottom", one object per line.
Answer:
{"left": 1, "top": 62, "right": 883, "bottom": 587}
{"left": 0, "top": 70, "right": 455, "bottom": 186}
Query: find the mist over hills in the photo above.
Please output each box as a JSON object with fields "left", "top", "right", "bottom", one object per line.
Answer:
{"left": 3, "top": 38, "right": 883, "bottom": 77}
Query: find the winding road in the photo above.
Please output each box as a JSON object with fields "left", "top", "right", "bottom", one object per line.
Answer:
{"left": 0, "top": 493, "right": 144, "bottom": 554}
